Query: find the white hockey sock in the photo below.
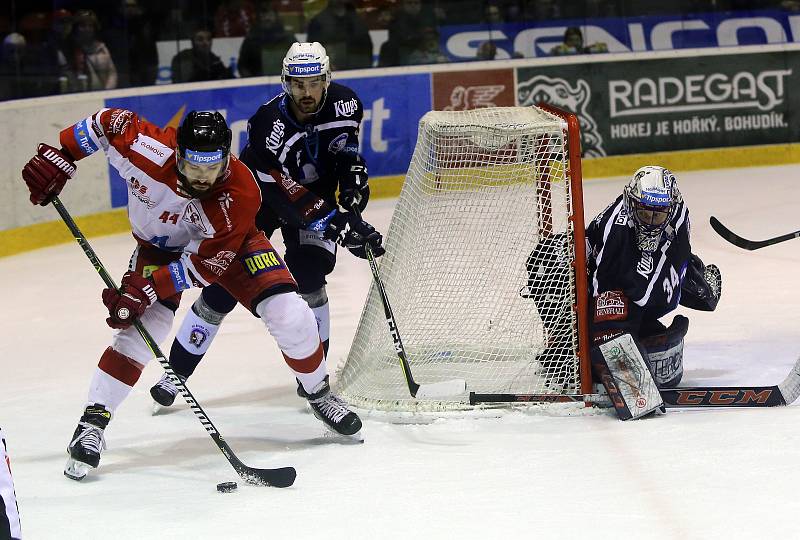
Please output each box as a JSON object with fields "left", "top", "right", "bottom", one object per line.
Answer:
{"left": 87, "top": 366, "right": 135, "bottom": 412}
{"left": 175, "top": 302, "right": 223, "bottom": 355}
{"left": 311, "top": 302, "right": 330, "bottom": 344}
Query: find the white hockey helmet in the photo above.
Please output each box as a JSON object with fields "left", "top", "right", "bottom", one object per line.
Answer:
{"left": 623, "top": 165, "right": 682, "bottom": 251}
{"left": 281, "top": 42, "right": 331, "bottom": 109}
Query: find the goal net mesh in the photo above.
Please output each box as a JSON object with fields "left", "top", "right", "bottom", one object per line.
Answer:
{"left": 336, "top": 106, "right": 583, "bottom": 412}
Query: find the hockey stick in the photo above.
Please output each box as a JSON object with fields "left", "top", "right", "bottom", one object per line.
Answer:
{"left": 709, "top": 216, "right": 800, "bottom": 250}
{"left": 353, "top": 209, "right": 467, "bottom": 398}
{"left": 659, "top": 354, "right": 800, "bottom": 407}
{"left": 473, "top": 354, "right": 800, "bottom": 408}
{"left": 50, "top": 197, "right": 296, "bottom": 487}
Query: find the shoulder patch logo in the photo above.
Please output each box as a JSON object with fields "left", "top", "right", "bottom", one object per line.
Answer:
{"left": 131, "top": 134, "right": 173, "bottom": 166}
{"left": 183, "top": 201, "right": 209, "bottom": 234}
{"left": 328, "top": 133, "right": 348, "bottom": 154}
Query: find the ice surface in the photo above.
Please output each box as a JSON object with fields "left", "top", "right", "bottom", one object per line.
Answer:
{"left": 2, "top": 165, "right": 800, "bottom": 538}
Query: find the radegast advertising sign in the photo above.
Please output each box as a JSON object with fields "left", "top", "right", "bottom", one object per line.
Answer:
{"left": 442, "top": 10, "right": 800, "bottom": 60}
{"left": 517, "top": 49, "right": 800, "bottom": 157}
{"left": 105, "top": 73, "right": 430, "bottom": 207}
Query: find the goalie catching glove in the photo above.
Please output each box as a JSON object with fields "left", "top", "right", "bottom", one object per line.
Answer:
{"left": 320, "top": 210, "right": 385, "bottom": 258}
{"left": 101, "top": 271, "right": 158, "bottom": 329}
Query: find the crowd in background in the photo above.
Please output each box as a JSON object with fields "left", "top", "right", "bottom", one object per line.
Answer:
{"left": 0, "top": 0, "right": 794, "bottom": 101}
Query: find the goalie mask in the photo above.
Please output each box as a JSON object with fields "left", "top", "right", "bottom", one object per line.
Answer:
{"left": 176, "top": 111, "right": 232, "bottom": 199}
{"left": 623, "top": 166, "right": 682, "bottom": 252}
{"left": 281, "top": 41, "right": 331, "bottom": 115}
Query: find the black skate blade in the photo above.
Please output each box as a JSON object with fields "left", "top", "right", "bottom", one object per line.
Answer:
{"left": 236, "top": 466, "right": 297, "bottom": 488}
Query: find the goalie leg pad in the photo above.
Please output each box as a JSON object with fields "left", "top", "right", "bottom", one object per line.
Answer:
{"left": 640, "top": 315, "right": 688, "bottom": 388}
{"left": 591, "top": 333, "right": 664, "bottom": 420}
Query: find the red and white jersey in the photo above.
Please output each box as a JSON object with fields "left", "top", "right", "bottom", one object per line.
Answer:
{"left": 59, "top": 108, "right": 261, "bottom": 289}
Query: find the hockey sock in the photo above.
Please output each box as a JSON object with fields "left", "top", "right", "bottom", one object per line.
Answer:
{"left": 170, "top": 295, "right": 229, "bottom": 377}
{"left": 301, "top": 288, "right": 330, "bottom": 356}
{"left": 89, "top": 347, "right": 143, "bottom": 411}
{"left": 257, "top": 292, "right": 327, "bottom": 392}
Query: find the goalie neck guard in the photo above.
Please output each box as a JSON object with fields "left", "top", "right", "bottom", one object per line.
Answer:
{"left": 281, "top": 42, "right": 331, "bottom": 115}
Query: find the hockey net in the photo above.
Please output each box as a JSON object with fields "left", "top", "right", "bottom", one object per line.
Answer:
{"left": 336, "top": 105, "right": 591, "bottom": 412}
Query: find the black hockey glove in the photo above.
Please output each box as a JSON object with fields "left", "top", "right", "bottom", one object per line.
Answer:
{"left": 337, "top": 155, "right": 369, "bottom": 212}
{"left": 323, "top": 211, "right": 385, "bottom": 259}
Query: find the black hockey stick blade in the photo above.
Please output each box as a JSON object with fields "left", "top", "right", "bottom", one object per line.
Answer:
{"left": 709, "top": 216, "right": 800, "bottom": 250}
{"left": 660, "top": 354, "right": 800, "bottom": 408}
{"left": 234, "top": 462, "right": 296, "bottom": 488}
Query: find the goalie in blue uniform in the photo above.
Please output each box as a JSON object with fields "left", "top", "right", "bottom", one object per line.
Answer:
{"left": 524, "top": 166, "right": 722, "bottom": 418}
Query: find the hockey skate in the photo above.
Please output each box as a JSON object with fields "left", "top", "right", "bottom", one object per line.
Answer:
{"left": 150, "top": 372, "right": 186, "bottom": 413}
{"left": 64, "top": 404, "right": 111, "bottom": 481}
{"left": 298, "top": 376, "right": 363, "bottom": 441}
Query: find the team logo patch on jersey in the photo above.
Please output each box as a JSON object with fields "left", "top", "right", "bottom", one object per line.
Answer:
{"left": 243, "top": 249, "right": 285, "bottom": 276}
{"left": 334, "top": 98, "right": 358, "bottom": 118}
{"left": 266, "top": 119, "right": 285, "bottom": 152}
{"left": 183, "top": 201, "right": 210, "bottom": 234}
{"left": 202, "top": 251, "right": 236, "bottom": 276}
{"left": 328, "top": 133, "right": 348, "bottom": 154}
{"left": 594, "top": 290, "right": 628, "bottom": 322}
{"left": 132, "top": 134, "right": 173, "bottom": 166}
{"left": 109, "top": 110, "right": 133, "bottom": 134}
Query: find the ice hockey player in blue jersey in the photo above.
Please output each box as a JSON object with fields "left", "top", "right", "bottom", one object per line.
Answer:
{"left": 585, "top": 165, "right": 722, "bottom": 388}
{"left": 149, "top": 42, "right": 384, "bottom": 437}
{"left": 523, "top": 165, "right": 722, "bottom": 395}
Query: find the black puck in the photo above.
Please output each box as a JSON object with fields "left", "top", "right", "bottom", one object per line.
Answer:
{"left": 216, "top": 481, "right": 238, "bottom": 493}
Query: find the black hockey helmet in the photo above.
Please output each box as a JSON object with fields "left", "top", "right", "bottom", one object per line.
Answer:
{"left": 176, "top": 111, "right": 232, "bottom": 197}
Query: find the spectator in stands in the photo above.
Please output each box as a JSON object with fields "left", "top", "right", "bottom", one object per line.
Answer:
{"left": 550, "top": 26, "right": 607, "bottom": 56}
{"left": 238, "top": 2, "right": 296, "bottom": 77}
{"left": 404, "top": 26, "right": 448, "bottom": 65}
{"left": 108, "top": 0, "right": 159, "bottom": 88}
{"left": 0, "top": 33, "right": 28, "bottom": 100}
{"left": 307, "top": 0, "right": 372, "bottom": 70}
{"left": 476, "top": 40, "right": 497, "bottom": 61}
{"left": 63, "top": 9, "right": 118, "bottom": 91}
{"left": 17, "top": 10, "right": 72, "bottom": 98}
{"left": 171, "top": 28, "right": 234, "bottom": 83}
{"left": 214, "top": 0, "right": 257, "bottom": 37}
{"left": 484, "top": 3, "right": 504, "bottom": 25}
{"left": 379, "top": 0, "right": 441, "bottom": 66}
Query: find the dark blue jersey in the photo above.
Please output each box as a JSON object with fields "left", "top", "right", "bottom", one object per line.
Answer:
{"left": 586, "top": 194, "right": 691, "bottom": 330}
{"left": 240, "top": 82, "right": 364, "bottom": 231}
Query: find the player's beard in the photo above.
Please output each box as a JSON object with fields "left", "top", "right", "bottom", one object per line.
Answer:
{"left": 298, "top": 96, "right": 318, "bottom": 113}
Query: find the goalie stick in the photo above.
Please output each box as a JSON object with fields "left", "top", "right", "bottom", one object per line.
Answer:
{"left": 51, "top": 196, "right": 296, "bottom": 488}
{"left": 471, "top": 354, "right": 800, "bottom": 408}
{"left": 353, "top": 208, "right": 467, "bottom": 399}
{"left": 709, "top": 216, "right": 800, "bottom": 250}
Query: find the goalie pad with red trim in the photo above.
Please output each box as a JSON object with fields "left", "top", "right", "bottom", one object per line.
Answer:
{"left": 591, "top": 333, "right": 664, "bottom": 420}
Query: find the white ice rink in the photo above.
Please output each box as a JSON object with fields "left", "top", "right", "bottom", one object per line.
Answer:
{"left": 2, "top": 165, "right": 800, "bottom": 539}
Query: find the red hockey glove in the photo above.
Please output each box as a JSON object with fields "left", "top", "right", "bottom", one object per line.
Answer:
{"left": 21, "top": 144, "right": 76, "bottom": 205}
{"left": 101, "top": 272, "right": 158, "bottom": 329}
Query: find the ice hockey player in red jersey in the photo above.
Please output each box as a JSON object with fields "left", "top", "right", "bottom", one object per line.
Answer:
{"left": 148, "top": 42, "right": 385, "bottom": 411}
{"left": 21, "top": 107, "right": 363, "bottom": 481}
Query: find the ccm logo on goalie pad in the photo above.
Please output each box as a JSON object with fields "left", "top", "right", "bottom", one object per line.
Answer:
{"left": 594, "top": 290, "right": 628, "bottom": 322}
{"left": 243, "top": 249, "right": 285, "bottom": 276}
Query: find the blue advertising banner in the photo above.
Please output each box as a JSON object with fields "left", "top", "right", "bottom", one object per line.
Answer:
{"left": 105, "top": 73, "right": 430, "bottom": 207}
{"left": 441, "top": 10, "right": 800, "bottom": 60}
